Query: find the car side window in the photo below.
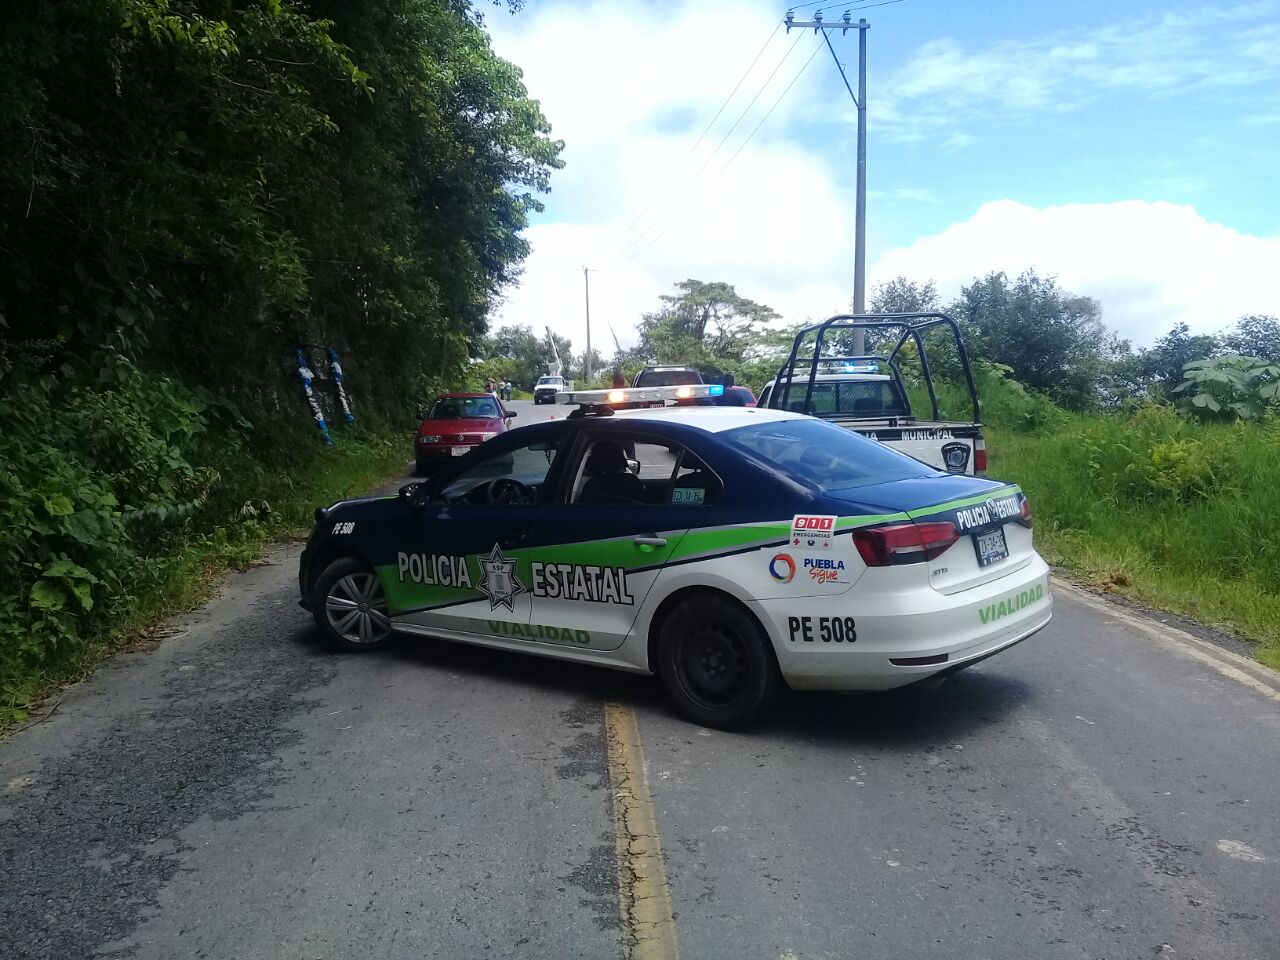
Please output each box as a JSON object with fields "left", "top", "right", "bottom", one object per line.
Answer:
{"left": 570, "top": 438, "right": 720, "bottom": 506}
{"left": 436, "top": 438, "right": 564, "bottom": 506}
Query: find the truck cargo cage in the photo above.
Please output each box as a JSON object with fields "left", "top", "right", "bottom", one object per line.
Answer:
{"left": 767, "top": 312, "right": 981, "bottom": 425}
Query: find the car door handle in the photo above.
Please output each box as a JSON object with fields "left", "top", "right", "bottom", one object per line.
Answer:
{"left": 633, "top": 535, "right": 668, "bottom": 549}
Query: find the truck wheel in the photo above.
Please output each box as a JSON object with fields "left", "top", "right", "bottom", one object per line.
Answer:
{"left": 312, "top": 557, "right": 394, "bottom": 652}
{"left": 656, "top": 594, "right": 781, "bottom": 729}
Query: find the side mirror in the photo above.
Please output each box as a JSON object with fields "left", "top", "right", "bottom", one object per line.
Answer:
{"left": 399, "top": 482, "right": 421, "bottom": 500}
{"left": 506, "top": 411, "right": 517, "bottom": 419}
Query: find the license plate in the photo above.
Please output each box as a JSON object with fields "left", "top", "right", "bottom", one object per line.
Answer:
{"left": 974, "top": 527, "right": 1009, "bottom": 567}
{"left": 451, "top": 445, "right": 470, "bottom": 456}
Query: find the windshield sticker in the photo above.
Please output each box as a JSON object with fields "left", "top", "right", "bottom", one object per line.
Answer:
{"left": 672, "top": 487, "right": 705, "bottom": 504}
{"left": 478, "top": 545, "right": 527, "bottom": 611}
{"left": 791, "top": 514, "right": 836, "bottom": 551}
{"left": 804, "top": 556, "right": 849, "bottom": 585}
{"left": 397, "top": 552, "right": 473, "bottom": 588}
{"left": 531, "top": 562, "right": 635, "bottom": 604}
{"left": 979, "top": 582, "right": 1044, "bottom": 624}
{"left": 955, "top": 495, "right": 1021, "bottom": 532}
{"left": 768, "top": 554, "right": 796, "bottom": 583}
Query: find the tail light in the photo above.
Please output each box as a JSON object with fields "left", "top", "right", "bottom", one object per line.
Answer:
{"left": 853, "top": 521, "right": 960, "bottom": 566}
{"left": 1017, "top": 495, "right": 1033, "bottom": 528}
{"left": 974, "top": 437, "right": 988, "bottom": 474}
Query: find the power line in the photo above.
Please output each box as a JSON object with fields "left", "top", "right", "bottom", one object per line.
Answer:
{"left": 624, "top": 37, "right": 825, "bottom": 265}
{"left": 616, "top": 21, "right": 784, "bottom": 247}
{"left": 812, "top": 0, "right": 906, "bottom": 14}
{"left": 717, "top": 37, "right": 825, "bottom": 178}
{"left": 620, "top": 30, "right": 806, "bottom": 259}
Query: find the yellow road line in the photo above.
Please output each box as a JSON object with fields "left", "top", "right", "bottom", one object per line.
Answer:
{"left": 604, "top": 702, "right": 681, "bottom": 960}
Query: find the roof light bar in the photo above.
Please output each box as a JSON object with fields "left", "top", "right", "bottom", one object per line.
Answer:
{"left": 557, "top": 383, "right": 724, "bottom": 405}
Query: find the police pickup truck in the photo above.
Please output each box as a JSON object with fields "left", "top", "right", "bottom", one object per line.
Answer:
{"left": 762, "top": 313, "right": 987, "bottom": 476}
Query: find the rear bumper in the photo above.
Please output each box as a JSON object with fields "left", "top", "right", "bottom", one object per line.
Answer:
{"left": 752, "top": 555, "right": 1052, "bottom": 691}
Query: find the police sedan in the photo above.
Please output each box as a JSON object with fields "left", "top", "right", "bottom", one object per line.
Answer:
{"left": 299, "top": 385, "right": 1051, "bottom": 728}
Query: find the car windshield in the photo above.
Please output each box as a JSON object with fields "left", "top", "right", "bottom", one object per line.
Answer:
{"left": 429, "top": 396, "right": 501, "bottom": 419}
{"left": 721, "top": 418, "right": 935, "bottom": 491}
{"left": 635, "top": 369, "right": 701, "bottom": 387}
{"left": 537, "top": 377, "right": 561, "bottom": 385}
{"left": 771, "top": 379, "right": 909, "bottom": 417}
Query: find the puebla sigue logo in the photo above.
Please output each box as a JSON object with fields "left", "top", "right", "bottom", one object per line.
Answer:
{"left": 768, "top": 554, "right": 796, "bottom": 583}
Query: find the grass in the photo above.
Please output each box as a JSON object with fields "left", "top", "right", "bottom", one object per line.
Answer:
{"left": 988, "top": 416, "right": 1280, "bottom": 670}
{"left": 2, "top": 428, "right": 409, "bottom": 728}
{"left": 906, "top": 366, "right": 1280, "bottom": 670}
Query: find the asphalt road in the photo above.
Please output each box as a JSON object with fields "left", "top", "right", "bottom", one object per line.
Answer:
{"left": 3, "top": 398, "right": 1279, "bottom": 960}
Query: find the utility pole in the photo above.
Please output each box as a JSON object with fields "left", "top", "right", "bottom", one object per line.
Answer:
{"left": 786, "top": 9, "right": 870, "bottom": 355}
{"left": 582, "top": 266, "right": 594, "bottom": 384}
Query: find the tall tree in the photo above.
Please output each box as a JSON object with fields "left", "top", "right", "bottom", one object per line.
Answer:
{"left": 950, "top": 270, "right": 1116, "bottom": 409}
{"left": 1137, "top": 324, "right": 1221, "bottom": 397}
{"left": 630, "top": 280, "right": 780, "bottom": 367}
{"left": 1220, "top": 315, "right": 1280, "bottom": 363}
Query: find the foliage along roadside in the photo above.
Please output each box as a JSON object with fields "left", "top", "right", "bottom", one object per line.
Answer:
{"left": 0, "top": 1, "right": 561, "bottom": 721}
{"left": 0, "top": 357, "right": 408, "bottom": 725}
{"left": 922, "top": 367, "right": 1280, "bottom": 671}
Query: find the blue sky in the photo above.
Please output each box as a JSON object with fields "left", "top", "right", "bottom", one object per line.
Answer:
{"left": 487, "top": 0, "right": 1280, "bottom": 348}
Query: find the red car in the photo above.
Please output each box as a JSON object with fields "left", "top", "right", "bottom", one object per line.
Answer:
{"left": 415, "top": 392, "right": 515, "bottom": 475}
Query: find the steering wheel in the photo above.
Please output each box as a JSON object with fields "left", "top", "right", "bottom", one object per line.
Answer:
{"left": 485, "top": 477, "right": 534, "bottom": 505}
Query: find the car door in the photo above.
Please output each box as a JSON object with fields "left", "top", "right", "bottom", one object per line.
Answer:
{"left": 526, "top": 427, "right": 724, "bottom": 651}
{"left": 386, "top": 429, "right": 572, "bottom": 642}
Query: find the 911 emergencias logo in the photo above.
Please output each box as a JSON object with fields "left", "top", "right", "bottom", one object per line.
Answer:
{"left": 790, "top": 514, "right": 835, "bottom": 551}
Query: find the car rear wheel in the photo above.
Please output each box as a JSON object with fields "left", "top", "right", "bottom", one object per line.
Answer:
{"left": 656, "top": 595, "right": 781, "bottom": 729}
{"left": 312, "top": 557, "right": 393, "bottom": 652}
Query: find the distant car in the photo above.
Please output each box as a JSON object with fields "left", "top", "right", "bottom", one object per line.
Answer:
{"left": 714, "top": 385, "right": 756, "bottom": 407}
{"left": 534, "top": 375, "right": 572, "bottom": 404}
{"left": 415, "top": 393, "right": 514, "bottom": 475}
{"left": 632, "top": 365, "right": 703, "bottom": 388}
{"left": 302, "top": 384, "right": 1050, "bottom": 729}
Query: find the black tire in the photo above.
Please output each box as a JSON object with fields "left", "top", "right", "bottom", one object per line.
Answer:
{"left": 311, "top": 557, "right": 394, "bottom": 652}
{"left": 656, "top": 594, "right": 782, "bottom": 729}
{"left": 415, "top": 457, "right": 432, "bottom": 477}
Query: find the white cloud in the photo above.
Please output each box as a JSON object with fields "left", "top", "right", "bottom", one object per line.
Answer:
{"left": 483, "top": 0, "right": 1278, "bottom": 355}
{"left": 870, "top": 200, "right": 1280, "bottom": 343}
{"left": 487, "top": 1, "right": 851, "bottom": 348}
{"left": 875, "top": 2, "right": 1280, "bottom": 141}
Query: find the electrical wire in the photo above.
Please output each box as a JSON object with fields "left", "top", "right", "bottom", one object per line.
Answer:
{"left": 620, "top": 30, "right": 806, "bottom": 259}
{"left": 623, "top": 36, "right": 825, "bottom": 265}
{"left": 615, "top": 21, "right": 784, "bottom": 247}
{"left": 811, "top": 0, "right": 907, "bottom": 15}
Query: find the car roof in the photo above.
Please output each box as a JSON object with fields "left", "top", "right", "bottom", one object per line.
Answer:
{"left": 437, "top": 392, "right": 498, "bottom": 398}
{"left": 605, "top": 405, "right": 799, "bottom": 433}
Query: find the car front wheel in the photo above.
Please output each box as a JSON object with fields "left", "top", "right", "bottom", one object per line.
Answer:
{"left": 656, "top": 594, "right": 781, "bottom": 729}
{"left": 312, "top": 557, "right": 394, "bottom": 652}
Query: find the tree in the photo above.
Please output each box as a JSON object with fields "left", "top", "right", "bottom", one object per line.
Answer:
{"left": 630, "top": 280, "right": 780, "bottom": 370}
{"left": 869, "top": 277, "right": 940, "bottom": 314}
{"left": 1220, "top": 315, "right": 1280, "bottom": 363}
{"left": 1137, "top": 324, "right": 1221, "bottom": 397}
{"left": 950, "top": 270, "right": 1115, "bottom": 409}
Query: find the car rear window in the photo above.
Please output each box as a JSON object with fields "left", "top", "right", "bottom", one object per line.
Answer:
{"left": 430, "top": 396, "right": 501, "bottom": 419}
{"left": 721, "top": 418, "right": 934, "bottom": 491}
{"left": 771, "top": 380, "right": 909, "bottom": 417}
{"left": 635, "top": 369, "right": 702, "bottom": 387}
